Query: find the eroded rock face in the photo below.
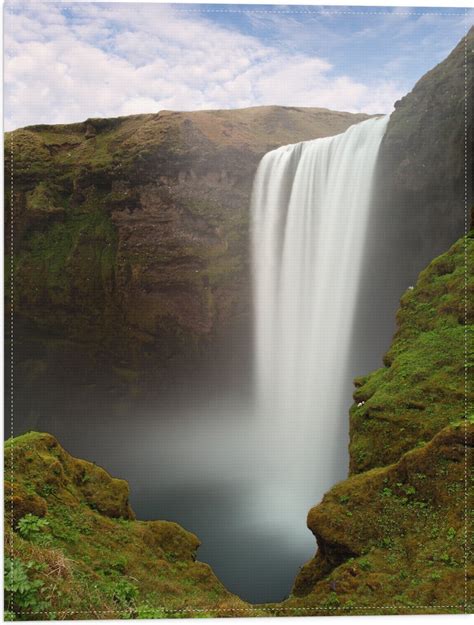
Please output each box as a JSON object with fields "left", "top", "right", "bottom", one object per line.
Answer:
{"left": 287, "top": 422, "right": 473, "bottom": 614}
{"left": 375, "top": 26, "right": 473, "bottom": 254}
{"left": 350, "top": 29, "right": 472, "bottom": 430}
{"left": 5, "top": 106, "right": 370, "bottom": 374}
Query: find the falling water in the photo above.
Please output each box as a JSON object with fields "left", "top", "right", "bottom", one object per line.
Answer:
{"left": 250, "top": 116, "right": 389, "bottom": 542}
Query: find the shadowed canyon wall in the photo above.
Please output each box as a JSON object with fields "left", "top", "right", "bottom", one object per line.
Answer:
{"left": 351, "top": 26, "right": 473, "bottom": 380}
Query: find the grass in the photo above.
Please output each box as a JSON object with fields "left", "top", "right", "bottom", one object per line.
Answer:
{"left": 287, "top": 422, "right": 473, "bottom": 614}
{"left": 4, "top": 432, "right": 250, "bottom": 620}
{"left": 349, "top": 234, "right": 474, "bottom": 473}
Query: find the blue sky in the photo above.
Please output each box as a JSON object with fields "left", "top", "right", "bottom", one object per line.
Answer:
{"left": 209, "top": 6, "right": 470, "bottom": 86}
{"left": 4, "top": 2, "right": 473, "bottom": 129}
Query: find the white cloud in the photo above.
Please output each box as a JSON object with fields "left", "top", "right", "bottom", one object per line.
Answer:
{"left": 4, "top": 2, "right": 402, "bottom": 130}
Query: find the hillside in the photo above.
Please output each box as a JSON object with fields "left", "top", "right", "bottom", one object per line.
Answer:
{"left": 5, "top": 106, "right": 369, "bottom": 373}
{"left": 4, "top": 432, "right": 250, "bottom": 619}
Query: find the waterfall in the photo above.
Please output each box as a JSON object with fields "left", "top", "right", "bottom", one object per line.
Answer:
{"left": 250, "top": 115, "right": 389, "bottom": 544}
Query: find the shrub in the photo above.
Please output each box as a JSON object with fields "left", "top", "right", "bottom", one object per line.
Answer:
{"left": 110, "top": 579, "right": 139, "bottom": 607}
{"left": 4, "top": 558, "right": 49, "bottom": 617}
{"left": 359, "top": 558, "right": 372, "bottom": 571}
{"left": 16, "top": 514, "right": 48, "bottom": 541}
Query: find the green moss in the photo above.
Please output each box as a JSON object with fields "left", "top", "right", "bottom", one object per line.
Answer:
{"left": 350, "top": 235, "right": 473, "bottom": 473}
{"left": 11, "top": 206, "right": 119, "bottom": 343}
{"left": 289, "top": 423, "right": 473, "bottom": 614}
{"left": 4, "top": 432, "right": 249, "bottom": 620}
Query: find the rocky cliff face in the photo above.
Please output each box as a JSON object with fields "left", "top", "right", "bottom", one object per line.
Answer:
{"left": 351, "top": 27, "right": 472, "bottom": 391}
{"left": 5, "top": 106, "right": 369, "bottom": 375}
{"left": 382, "top": 26, "right": 472, "bottom": 215}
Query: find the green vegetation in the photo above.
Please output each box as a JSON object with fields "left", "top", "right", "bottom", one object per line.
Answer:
{"left": 350, "top": 233, "right": 474, "bottom": 473}
{"left": 287, "top": 421, "right": 473, "bottom": 615}
{"left": 5, "top": 229, "right": 472, "bottom": 619}
{"left": 14, "top": 206, "right": 117, "bottom": 298}
{"left": 16, "top": 515, "right": 48, "bottom": 541}
{"left": 4, "top": 432, "right": 249, "bottom": 620}
{"left": 4, "top": 558, "right": 49, "bottom": 618}
{"left": 5, "top": 107, "right": 367, "bottom": 379}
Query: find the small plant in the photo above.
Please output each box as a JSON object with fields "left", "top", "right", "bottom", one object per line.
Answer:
{"left": 4, "top": 558, "right": 49, "bottom": 616}
{"left": 40, "top": 484, "right": 56, "bottom": 497}
{"left": 358, "top": 558, "right": 372, "bottom": 571}
{"left": 16, "top": 514, "right": 49, "bottom": 541}
{"left": 110, "top": 579, "right": 139, "bottom": 607}
{"left": 381, "top": 487, "right": 393, "bottom": 498}
{"left": 447, "top": 527, "right": 456, "bottom": 541}
{"left": 338, "top": 494, "right": 350, "bottom": 504}
{"left": 323, "top": 591, "right": 340, "bottom": 608}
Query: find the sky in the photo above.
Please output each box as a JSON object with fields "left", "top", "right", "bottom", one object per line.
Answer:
{"left": 4, "top": 2, "right": 473, "bottom": 130}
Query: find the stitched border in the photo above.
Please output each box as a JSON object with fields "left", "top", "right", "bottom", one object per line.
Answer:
{"left": 3, "top": 2, "right": 471, "bottom": 15}
{"left": 463, "top": 16, "right": 470, "bottom": 616}
{"left": 8, "top": 119, "right": 15, "bottom": 618}
{"left": 7, "top": 5, "right": 471, "bottom": 618}
{"left": 5, "top": 604, "right": 472, "bottom": 616}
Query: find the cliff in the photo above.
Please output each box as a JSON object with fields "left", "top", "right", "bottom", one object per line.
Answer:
{"left": 4, "top": 23, "right": 473, "bottom": 622}
{"left": 4, "top": 432, "right": 251, "bottom": 619}
{"left": 351, "top": 27, "right": 472, "bottom": 406}
{"left": 383, "top": 27, "right": 472, "bottom": 203}
{"left": 5, "top": 30, "right": 471, "bottom": 392}
{"left": 5, "top": 106, "right": 369, "bottom": 374}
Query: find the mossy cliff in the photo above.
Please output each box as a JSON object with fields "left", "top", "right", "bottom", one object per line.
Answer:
{"left": 283, "top": 232, "right": 474, "bottom": 616}
{"left": 5, "top": 232, "right": 473, "bottom": 619}
{"left": 5, "top": 106, "right": 369, "bottom": 373}
{"left": 350, "top": 234, "right": 473, "bottom": 473}
{"left": 4, "top": 432, "right": 250, "bottom": 620}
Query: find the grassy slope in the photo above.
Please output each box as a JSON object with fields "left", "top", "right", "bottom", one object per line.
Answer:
{"left": 350, "top": 233, "right": 473, "bottom": 473}
{"left": 4, "top": 432, "right": 250, "bottom": 620}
